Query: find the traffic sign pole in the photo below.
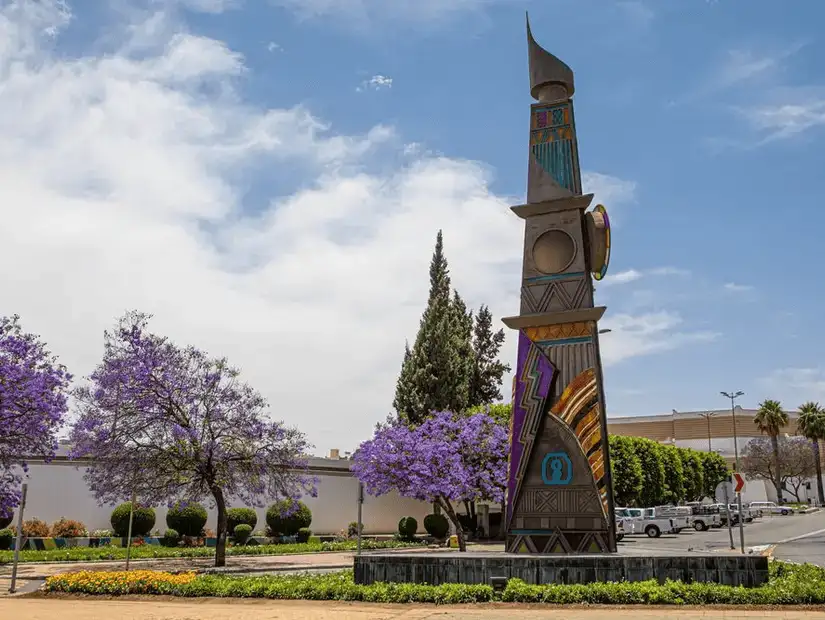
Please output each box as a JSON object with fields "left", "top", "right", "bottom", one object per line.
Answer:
{"left": 737, "top": 492, "right": 745, "bottom": 554}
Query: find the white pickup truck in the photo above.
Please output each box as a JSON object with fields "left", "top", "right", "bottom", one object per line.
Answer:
{"left": 650, "top": 505, "right": 692, "bottom": 533}
{"left": 615, "top": 507, "right": 679, "bottom": 538}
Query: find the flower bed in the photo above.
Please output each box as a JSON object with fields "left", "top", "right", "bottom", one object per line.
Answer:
{"left": 0, "top": 538, "right": 425, "bottom": 564}
{"left": 42, "top": 562, "right": 825, "bottom": 605}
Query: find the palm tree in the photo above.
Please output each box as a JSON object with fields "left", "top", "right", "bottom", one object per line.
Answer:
{"left": 798, "top": 402, "right": 825, "bottom": 506}
{"left": 754, "top": 399, "right": 789, "bottom": 502}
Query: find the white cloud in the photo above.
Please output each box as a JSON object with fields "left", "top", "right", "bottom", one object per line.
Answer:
{"left": 356, "top": 74, "right": 392, "bottom": 92}
{"left": 605, "top": 269, "right": 643, "bottom": 285}
{"left": 598, "top": 266, "right": 689, "bottom": 287}
{"left": 0, "top": 2, "right": 708, "bottom": 455}
{"left": 599, "top": 312, "right": 719, "bottom": 366}
{"left": 760, "top": 368, "right": 825, "bottom": 405}
{"left": 723, "top": 282, "right": 754, "bottom": 293}
{"left": 267, "top": 41, "right": 281, "bottom": 52}
{"left": 581, "top": 171, "right": 636, "bottom": 211}
{"left": 737, "top": 93, "right": 825, "bottom": 143}
{"left": 269, "top": 0, "right": 498, "bottom": 24}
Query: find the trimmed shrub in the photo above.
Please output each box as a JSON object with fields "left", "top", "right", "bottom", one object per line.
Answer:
{"left": 233, "top": 524, "right": 252, "bottom": 545}
{"left": 110, "top": 503, "right": 156, "bottom": 538}
{"left": 92, "top": 529, "right": 113, "bottom": 538}
{"left": 423, "top": 513, "right": 449, "bottom": 539}
{"left": 227, "top": 508, "right": 258, "bottom": 533}
{"left": 166, "top": 502, "right": 208, "bottom": 537}
{"left": 22, "top": 518, "right": 50, "bottom": 538}
{"left": 0, "top": 528, "right": 13, "bottom": 550}
{"left": 0, "top": 513, "right": 13, "bottom": 530}
{"left": 50, "top": 518, "right": 88, "bottom": 538}
{"left": 265, "top": 500, "right": 312, "bottom": 536}
{"left": 347, "top": 521, "right": 362, "bottom": 538}
{"left": 398, "top": 516, "right": 418, "bottom": 540}
{"left": 296, "top": 527, "right": 312, "bottom": 543}
{"left": 162, "top": 529, "right": 180, "bottom": 548}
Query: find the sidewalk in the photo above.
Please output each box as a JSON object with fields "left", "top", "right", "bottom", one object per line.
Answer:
{"left": 2, "top": 598, "right": 825, "bottom": 619}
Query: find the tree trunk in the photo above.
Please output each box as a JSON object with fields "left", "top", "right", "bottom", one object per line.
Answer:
{"left": 814, "top": 439, "right": 824, "bottom": 506}
{"left": 210, "top": 485, "right": 228, "bottom": 567}
{"left": 771, "top": 434, "right": 782, "bottom": 503}
{"left": 438, "top": 496, "right": 466, "bottom": 552}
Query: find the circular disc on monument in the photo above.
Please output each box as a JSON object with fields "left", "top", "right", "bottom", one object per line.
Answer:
{"left": 586, "top": 204, "right": 611, "bottom": 281}
{"left": 531, "top": 229, "right": 577, "bottom": 274}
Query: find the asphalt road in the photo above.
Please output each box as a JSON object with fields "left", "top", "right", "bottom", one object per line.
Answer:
{"left": 616, "top": 511, "right": 825, "bottom": 561}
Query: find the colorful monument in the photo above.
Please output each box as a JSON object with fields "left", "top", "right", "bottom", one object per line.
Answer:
{"left": 501, "top": 15, "right": 616, "bottom": 554}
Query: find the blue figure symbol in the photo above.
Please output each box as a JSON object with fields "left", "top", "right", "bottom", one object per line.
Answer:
{"left": 541, "top": 452, "right": 573, "bottom": 486}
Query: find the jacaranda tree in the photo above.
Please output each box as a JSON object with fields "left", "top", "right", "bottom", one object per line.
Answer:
{"left": 0, "top": 315, "right": 71, "bottom": 520}
{"left": 351, "top": 410, "right": 507, "bottom": 552}
{"left": 70, "top": 311, "right": 315, "bottom": 567}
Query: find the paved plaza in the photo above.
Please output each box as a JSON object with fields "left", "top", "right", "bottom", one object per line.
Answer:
{"left": 3, "top": 599, "right": 825, "bottom": 620}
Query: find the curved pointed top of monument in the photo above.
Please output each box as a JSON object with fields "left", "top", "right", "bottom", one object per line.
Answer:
{"left": 527, "top": 12, "right": 575, "bottom": 101}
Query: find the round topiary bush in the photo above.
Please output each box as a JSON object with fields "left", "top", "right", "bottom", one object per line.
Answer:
{"left": 166, "top": 501, "right": 208, "bottom": 537}
{"left": 0, "top": 529, "right": 13, "bottom": 550}
{"left": 161, "top": 528, "right": 180, "bottom": 547}
{"left": 227, "top": 507, "right": 258, "bottom": 533}
{"left": 0, "top": 513, "right": 13, "bottom": 530}
{"left": 110, "top": 503, "right": 156, "bottom": 537}
{"left": 423, "top": 513, "right": 449, "bottom": 539}
{"left": 296, "top": 527, "right": 312, "bottom": 543}
{"left": 398, "top": 516, "right": 418, "bottom": 540}
{"left": 265, "top": 499, "right": 312, "bottom": 536}
{"left": 233, "top": 524, "right": 253, "bottom": 545}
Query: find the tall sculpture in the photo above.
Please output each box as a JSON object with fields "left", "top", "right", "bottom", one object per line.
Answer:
{"left": 502, "top": 15, "right": 616, "bottom": 554}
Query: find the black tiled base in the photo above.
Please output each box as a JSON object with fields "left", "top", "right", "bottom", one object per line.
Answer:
{"left": 353, "top": 553, "right": 769, "bottom": 588}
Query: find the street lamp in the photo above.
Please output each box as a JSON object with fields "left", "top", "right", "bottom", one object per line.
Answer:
{"left": 698, "top": 411, "right": 716, "bottom": 453}
{"left": 720, "top": 391, "right": 745, "bottom": 470}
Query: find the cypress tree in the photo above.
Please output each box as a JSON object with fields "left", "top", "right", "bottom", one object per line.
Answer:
{"left": 467, "top": 305, "right": 511, "bottom": 409}
{"left": 392, "top": 231, "right": 472, "bottom": 424}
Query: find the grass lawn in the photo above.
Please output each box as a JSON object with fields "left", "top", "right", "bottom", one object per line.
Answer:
{"left": 0, "top": 539, "right": 425, "bottom": 565}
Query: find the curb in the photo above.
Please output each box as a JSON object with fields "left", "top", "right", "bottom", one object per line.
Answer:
{"left": 200, "top": 564, "right": 351, "bottom": 575}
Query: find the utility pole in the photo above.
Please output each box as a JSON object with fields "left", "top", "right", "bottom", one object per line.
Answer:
{"left": 9, "top": 483, "right": 27, "bottom": 594}
{"left": 699, "top": 411, "right": 716, "bottom": 453}
{"left": 721, "top": 391, "right": 745, "bottom": 554}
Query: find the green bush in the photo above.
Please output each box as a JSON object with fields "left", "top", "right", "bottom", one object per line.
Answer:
{"left": 227, "top": 508, "right": 258, "bottom": 533}
{"left": 347, "top": 521, "right": 362, "bottom": 538}
{"left": 110, "top": 503, "right": 156, "bottom": 537}
{"left": 161, "top": 529, "right": 180, "bottom": 547}
{"left": 398, "top": 516, "right": 418, "bottom": 540}
{"left": 166, "top": 502, "right": 208, "bottom": 537}
{"left": 233, "top": 524, "right": 253, "bottom": 545}
{"left": 265, "top": 500, "right": 312, "bottom": 536}
{"left": 0, "top": 529, "right": 13, "bottom": 551}
{"left": 296, "top": 528, "right": 312, "bottom": 544}
{"left": 41, "top": 562, "right": 825, "bottom": 605}
{"left": 423, "top": 513, "right": 449, "bottom": 539}
{"left": 0, "top": 513, "right": 12, "bottom": 530}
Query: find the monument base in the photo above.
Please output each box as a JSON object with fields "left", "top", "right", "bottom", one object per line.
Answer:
{"left": 353, "top": 552, "right": 768, "bottom": 588}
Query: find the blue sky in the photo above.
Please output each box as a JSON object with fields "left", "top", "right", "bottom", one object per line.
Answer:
{"left": 1, "top": 0, "right": 824, "bottom": 454}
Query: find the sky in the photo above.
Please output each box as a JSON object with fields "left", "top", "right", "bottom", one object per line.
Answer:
{"left": 1, "top": 0, "right": 824, "bottom": 456}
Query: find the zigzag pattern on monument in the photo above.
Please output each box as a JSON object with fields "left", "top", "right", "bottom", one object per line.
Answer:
{"left": 521, "top": 277, "right": 589, "bottom": 314}
{"left": 508, "top": 340, "right": 555, "bottom": 529}
{"left": 550, "top": 368, "right": 609, "bottom": 517}
{"left": 508, "top": 530, "right": 609, "bottom": 554}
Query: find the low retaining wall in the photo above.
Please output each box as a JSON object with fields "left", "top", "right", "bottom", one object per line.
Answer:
{"left": 354, "top": 553, "right": 770, "bottom": 588}
{"left": 7, "top": 535, "right": 286, "bottom": 550}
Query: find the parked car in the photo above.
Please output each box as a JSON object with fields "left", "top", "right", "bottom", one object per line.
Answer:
{"left": 708, "top": 503, "right": 741, "bottom": 525}
{"left": 686, "top": 504, "right": 722, "bottom": 531}
{"left": 616, "top": 518, "right": 625, "bottom": 542}
{"left": 748, "top": 501, "right": 794, "bottom": 516}
{"left": 615, "top": 507, "right": 678, "bottom": 538}
{"left": 648, "top": 506, "right": 691, "bottom": 533}
{"left": 729, "top": 503, "right": 755, "bottom": 522}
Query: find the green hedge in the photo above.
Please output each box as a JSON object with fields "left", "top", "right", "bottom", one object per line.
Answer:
{"left": 166, "top": 502, "right": 208, "bottom": 537}
{"left": 110, "top": 503, "right": 156, "bottom": 537}
{"left": 42, "top": 562, "right": 825, "bottom": 605}
{"left": 266, "top": 500, "right": 312, "bottom": 536}
{"left": 0, "top": 538, "right": 425, "bottom": 565}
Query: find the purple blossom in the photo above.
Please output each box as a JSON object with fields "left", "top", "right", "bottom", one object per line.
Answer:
{"left": 0, "top": 315, "right": 72, "bottom": 519}
{"left": 351, "top": 410, "right": 508, "bottom": 551}
{"left": 69, "top": 311, "right": 315, "bottom": 566}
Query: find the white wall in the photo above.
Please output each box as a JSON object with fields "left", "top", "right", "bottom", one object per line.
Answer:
{"left": 15, "top": 460, "right": 433, "bottom": 535}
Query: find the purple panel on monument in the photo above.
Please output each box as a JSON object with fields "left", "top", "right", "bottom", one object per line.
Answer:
{"left": 506, "top": 332, "right": 555, "bottom": 524}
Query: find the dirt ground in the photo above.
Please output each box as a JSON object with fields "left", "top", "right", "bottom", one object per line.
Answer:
{"left": 3, "top": 598, "right": 825, "bottom": 620}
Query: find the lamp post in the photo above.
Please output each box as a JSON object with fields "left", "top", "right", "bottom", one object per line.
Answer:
{"left": 720, "top": 390, "right": 745, "bottom": 555}
{"left": 699, "top": 411, "right": 716, "bottom": 453}
{"left": 720, "top": 391, "right": 745, "bottom": 470}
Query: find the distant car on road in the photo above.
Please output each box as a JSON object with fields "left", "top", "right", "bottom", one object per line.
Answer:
{"left": 749, "top": 501, "right": 794, "bottom": 516}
